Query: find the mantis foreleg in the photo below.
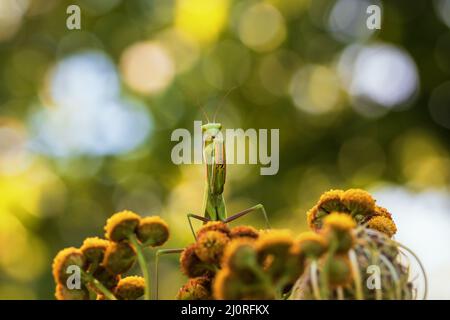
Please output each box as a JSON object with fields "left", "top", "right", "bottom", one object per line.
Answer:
{"left": 155, "top": 248, "right": 184, "bottom": 300}
{"left": 224, "top": 203, "right": 271, "bottom": 229}
{"left": 187, "top": 213, "right": 210, "bottom": 240}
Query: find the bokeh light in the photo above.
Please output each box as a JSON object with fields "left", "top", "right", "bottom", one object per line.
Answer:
{"left": 338, "top": 44, "right": 419, "bottom": 115}
{"left": 175, "top": 0, "right": 230, "bottom": 44}
{"left": 30, "top": 51, "right": 152, "bottom": 157}
{"left": 289, "top": 64, "right": 342, "bottom": 114}
{"left": 238, "top": 2, "right": 286, "bottom": 52}
{"left": 328, "top": 0, "right": 382, "bottom": 43}
{"left": 0, "top": 0, "right": 29, "bottom": 42}
{"left": 120, "top": 41, "right": 175, "bottom": 95}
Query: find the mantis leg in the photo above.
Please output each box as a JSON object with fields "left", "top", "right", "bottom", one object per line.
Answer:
{"left": 187, "top": 213, "right": 210, "bottom": 240}
{"left": 224, "top": 203, "right": 271, "bottom": 229}
{"left": 155, "top": 248, "right": 184, "bottom": 300}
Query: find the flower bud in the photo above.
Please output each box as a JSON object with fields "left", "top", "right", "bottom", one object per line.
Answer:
{"left": 103, "top": 242, "right": 136, "bottom": 274}
{"left": 52, "top": 247, "right": 86, "bottom": 285}
{"left": 176, "top": 277, "right": 211, "bottom": 300}
{"left": 323, "top": 213, "right": 356, "bottom": 252}
{"left": 104, "top": 210, "right": 140, "bottom": 242}
{"left": 367, "top": 215, "right": 397, "bottom": 237}
{"left": 341, "top": 189, "right": 375, "bottom": 221}
{"left": 80, "top": 237, "right": 109, "bottom": 266}
{"left": 297, "top": 232, "right": 328, "bottom": 258}
{"left": 195, "top": 230, "right": 229, "bottom": 264}
{"left": 137, "top": 216, "right": 169, "bottom": 247}
{"left": 230, "top": 225, "right": 259, "bottom": 240}
{"left": 55, "top": 284, "right": 89, "bottom": 300}
{"left": 180, "top": 244, "right": 214, "bottom": 278}
{"left": 196, "top": 221, "right": 230, "bottom": 238}
{"left": 114, "top": 276, "right": 145, "bottom": 300}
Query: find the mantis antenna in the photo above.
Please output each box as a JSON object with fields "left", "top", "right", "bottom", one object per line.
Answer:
{"left": 196, "top": 98, "right": 210, "bottom": 123}
{"left": 213, "top": 86, "right": 238, "bottom": 122}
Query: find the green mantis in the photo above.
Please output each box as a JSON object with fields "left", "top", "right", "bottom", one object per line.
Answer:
{"left": 154, "top": 118, "right": 271, "bottom": 299}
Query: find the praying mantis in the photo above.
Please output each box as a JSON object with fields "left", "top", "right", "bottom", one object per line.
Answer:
{"left": 154, "top": 111, "right": 271, "bottom": 299}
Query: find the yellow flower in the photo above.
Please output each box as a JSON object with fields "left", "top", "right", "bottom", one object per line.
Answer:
{"left": 306, "top": 205, "right": 320, "bottom": 230}
{"left": 55, "top": 284, "right": 89, "bottom": 300}
{"left": 52, "top": 247, "right": 85, "bottom": 285}
{"left": 180, "top": 244, "right": 213, "bottom": 278}
{"left": 136, "top": 216, "right": 170, "bottom": 247}
{"left": 317, "top": 189, "right": 345, "bottom": 212}
{"left": 104, "top": 210, "right": 141, "bottom": 242}
{"left": 323, "top": 212, "right": 355, "bottom": 252}
{"left": 323, "top": 212, "right": 356, "bottom": 231}
{"left": 176, "top": 277, "right": 211, "bottom": 300}
{"left": 373, "top": 205, "right": 393, "bottom": 219}
{"left": 221, "top": 239, "right": 257, "bottom": 272}
{"left": 297, "top": 231, "right": 328, "bottom": 258}
{"left": 255, "top": 229, "right": 294, "bottom": 257}
{"left": 195, "top": 230, "right": 230, "bottom": 264}
{"left": 103, "top": 242, "right": 136, "bottom": 274}
{"left": 213, "top": 268, "right": 237, "bottom": 300}
{"left": 196, "top": 221, "right": 230, "bottom": 238}
{"left": 367, "top": 216, "right": 397, "bottom": 237}
{"left": 80, "top": 237, "right": 109, "bottom": 265}
{"left": 230, "top": 225, "right": 259, "bottom": 240}
{"left": 341, "top": 189, "right": 375, "bottom": 220}
{"left": 114, "top": 276, "right": 145, "bottom": 300}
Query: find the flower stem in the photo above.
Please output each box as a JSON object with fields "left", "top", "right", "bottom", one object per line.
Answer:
{"left": 80, "top": 270, "right": 117, "bottom": 300}
{"left": 129, "top": 234, "right": 151, "bottom": 300}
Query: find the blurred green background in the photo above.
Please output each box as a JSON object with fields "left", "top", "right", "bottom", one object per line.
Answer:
{"left": 0, "top": 0, "right": 449, "bottom": 299}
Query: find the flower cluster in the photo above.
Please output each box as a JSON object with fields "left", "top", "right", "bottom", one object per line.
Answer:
{"left": 176, "top": 222, "right": 260, "bottom": 299}
{"left": 179, "top": 190, "right": 420, "bottom": 300}
{"left": 306, "top": 189, "right": 397, "bottom": 237}
{"left": 52, "top": 210, "right": 169, "bottom": 300}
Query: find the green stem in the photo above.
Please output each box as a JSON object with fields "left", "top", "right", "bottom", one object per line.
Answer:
{"left": 80, "top": 270, "right": 117, "bottom": 300}
{"left": 129, "top": 234, "right": 151, "bottom": 300}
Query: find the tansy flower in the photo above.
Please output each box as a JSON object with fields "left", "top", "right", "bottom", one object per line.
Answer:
{"left": 317, "top": 189, "right": 345, "bottom": 213}
{"left": 103, "top": 242, "right": 136, "bottom": 274}
{"left": 213, "top": 268, "right": 238, "bottom": 300}
{"left": 323, "top": 212, "right": 356, "bottom": 231}
{"left": 255, "top": 230, "right": 295, "bottom": 280}
{"left": 104, "top": 210, "right": 141, "bottom": 242}
{"left": 176, "top": 277, "right": 211, "bottom": 300}
{"left": 114, "top": 276, "right": 145, "bottom": 300}
{"left": 196, "top": 221, "right": 230, "bottom": 238}
{"left": 373, "top": 206, "right": 393, "bottom": 219}
{"left": 367, "top": 216, "right": 397, "bottom": 237}
{"left": 80, "top": 237, "right": 109, "bottom": 266}
{"left": 323, "top": 212, "right": 356, "bottom": 252}
{"left": 341, "top": 189, "right": 375, "bottom": 220}
{"left": 55, "top": 284, "right": 89, "bottom": 300}
{"left": 221, "top": 239, "right": 257, "bottom": 272}
{"left": 324, "top": 254, "right": 353, "bottom": 288}
{"left": 180, "top": 244, "right": 214, "bottom": 278}
{"left": 52, "top": 247, "right": 86, "bottom": 285}
{"left": 306, "top": 205, "right": 320, "bottom": 230}
{"left": 297, "top": 231, "right": 328, "bottom": 258}
{"left": 136, "top": 216, "right": 169, "bottom": 247}
{"left": 255, "top": 230, "right": 294, "bottom": 258}
{"left": 195, "top": 231, "right": 230, "bottom": 264}
{"left": 230, "top": 225, "right": 259, "bottom": 240}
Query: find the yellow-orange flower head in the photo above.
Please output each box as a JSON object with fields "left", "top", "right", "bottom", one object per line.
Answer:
{"left": 195, "top": 230, "right": 230, "bottom": 264}
{"left": 104, "top": 210, "right": 141, "bottom": 242}
{"left": 52, "top": 247, "right": 85, "bottom": 285}
{"left": 114, "top": 276, "right": 145, "bottom": 300}
{"left": 136, "top": 216, "right": 169, "bottom": 247}
{"left": 367, "top": 215, "right": 397, "bottom": 237}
